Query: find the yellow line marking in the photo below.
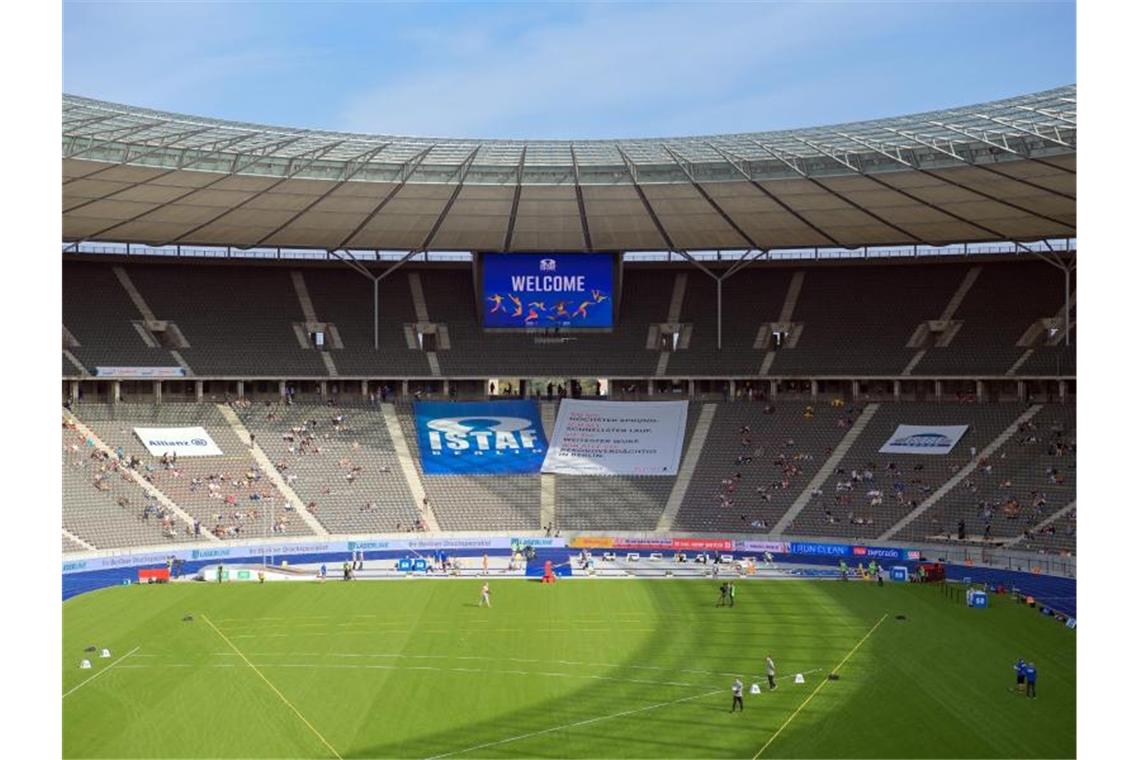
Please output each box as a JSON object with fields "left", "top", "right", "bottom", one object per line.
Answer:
{"left": 753, "top": 613, "right": 888, "bottom": 759}
{"left": 202, "top": 614, "right": 342, "bottom": 759}
{"left": 62, "top": 645, "right": 139, "bottom": 698}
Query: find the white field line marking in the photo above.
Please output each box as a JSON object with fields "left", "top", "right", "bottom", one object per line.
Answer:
{"left": 62, "top": 645, "right": 140, "bottom": 699}
{"left": 753, "top": 613, "right": 888, "bottom": 759}
{"left": 426, "top": 688, "right": 724, "bottom": 760}
{"left": 117, "top": 660, "right": 700, "bottom": 688}
{"left": 196, "top": 651, "right": 822, "bottom": 681}
{"left": 201, "top": 614, "right": 342, "bottom": 760}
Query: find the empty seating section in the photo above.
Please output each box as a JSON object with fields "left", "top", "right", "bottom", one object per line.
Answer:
{"left": 786, "top": 403, "right": 1024, "bottom": 540}
{"left": 915, "top": 262, "right": 1066, "bottom": 376}
{"left": 237, "top": 402, "right": 422, "bottom": 534}
{"left": 63, "top": 259, "right": 1075, "bottom": 378}
{"left": 667, "top": 269, "right": 792, "bottom": 375}
{"left": 905, "top": 405, "right": 1075, "bottom": 548}
{"left": 1018, "top": 345, "right": 1076, "bottom": 377}
{"left": 674, "top": 402, "right": 854, "bottom": 533}
{"left": 554, "top": 402, "right": 700, "bottom": 530}
{"left": 62, "top": 422, "right": 201, "bottom": 548}
{"left": 304, "top": 268, "right": 431, "bottom": 376}
{"left": 427, "top": 268, "right": 668, "bottom": 377}
{"left": 125, "top": 264, "right": 326, "bottom": 376}
{"left": 395, "top": 404, "right": 540, "bottom": 530}
{"left": 63, "top": 533, "right": 86, "bottom": 553}
{"left": 63, "top": 262, "right": 163, "bottom": 370}
{"left": 771, "top": 264, "right": 967, "bottom": 376}
{"left": 73, "top": 404, "right": 314, "bottom": 539}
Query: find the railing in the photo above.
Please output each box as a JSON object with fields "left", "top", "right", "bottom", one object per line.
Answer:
{"left": 64, "top": 240, "right": 1075, "bottom": 264}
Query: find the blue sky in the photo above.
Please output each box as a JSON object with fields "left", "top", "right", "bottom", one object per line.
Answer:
{"left": 63, "top": 1, "right": 1075, "bottom": 139}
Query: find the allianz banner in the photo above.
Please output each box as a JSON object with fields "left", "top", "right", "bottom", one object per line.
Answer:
{"left": 878, "top": 424, "right": 969, "bottom": 455}
{"left": 542, "top": 400, "right": 688, "bottom": 476}
{"left": 134, "top": 426, "right": 223, "bottom": 457}
{"left": 414, "top": 400, "right": 547, "bottom": 475}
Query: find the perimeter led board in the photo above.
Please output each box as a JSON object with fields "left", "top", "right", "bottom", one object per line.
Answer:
{"left": 482, "top": 253, "right": 614, "bottom": 328}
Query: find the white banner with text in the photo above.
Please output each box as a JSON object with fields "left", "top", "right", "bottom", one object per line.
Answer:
{"left": 878, "top": 424, "right": 969, "bottom": 455}
{"left": 542, "top": 400, "right": 688, "bottom": 476}
{"left": 133, "top": 426, "right": 224, "bottom": 457}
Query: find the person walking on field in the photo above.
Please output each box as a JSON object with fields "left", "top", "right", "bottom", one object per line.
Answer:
{"left": 729, "top": 582, "right": 736, "bottom": 607}
{"left": 479, "top": 582, "right": 492, "bottom": 608}
{"left": 731, "top": 678, "right": 744, "bottom": 712}
{"left": 766, "top": 654, "right": 777, "bottom": 690}
{"left": 1025, "top": 662, "right": 1038, "bottom": 698}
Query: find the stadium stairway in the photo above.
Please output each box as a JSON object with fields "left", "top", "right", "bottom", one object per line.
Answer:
{"left": 656, "top": 403, "right": 718, "bottom": 531}
{"left": 1005, "top": 500, "right": 1077, "bottom": 549}
{"left": 215, "top": 404, "right": 329, "bottom": 536}
{"left": 62, "top": 409, "right": 213, "bottom": 541}
{"left": 880, "top": 405, "right": 1044, "bottom": 540}
{"left": 772, "top": 403, "right": 882, "bottom": 535}
{"left": 290, "top": 270, "right": 339, "bottom": 378}
{"left": 382, "top": 403, "right": 440, "bottom": 532}
{"left": 540, "top": 403, "right": 557, "bottom": 529}
{"left": 62, "top": 528, "right": 96, "bottom": 552}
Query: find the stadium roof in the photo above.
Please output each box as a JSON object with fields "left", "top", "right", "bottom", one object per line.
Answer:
{"left": 63, "top": 86, "right": 1075, "bottom": 252}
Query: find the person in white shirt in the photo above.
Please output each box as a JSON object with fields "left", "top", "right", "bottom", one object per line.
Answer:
{"left": 731, "top": 678, "right": 744, "bottom": 712}
{"left": 766, "top": 655, "right": 777, "bottom": 690}
{"left": 479, "top": 582, "right": 491, "bottom": 608}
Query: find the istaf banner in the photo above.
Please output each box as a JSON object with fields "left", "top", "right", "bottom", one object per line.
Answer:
{"left": 413, "top": 400, "right": 548, "bottom": 475}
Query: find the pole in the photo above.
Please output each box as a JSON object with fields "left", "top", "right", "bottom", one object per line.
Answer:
{"left": 716, "top": 278, "right": 723, "bottom": 350}
{"left": 1064, "top": 266, "right": 1071, "bottom": 347}
{"left": 373, "top": 277, "right": 379, "bottom": 351}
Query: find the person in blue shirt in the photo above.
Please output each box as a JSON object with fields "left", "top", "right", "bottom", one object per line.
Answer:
{"left": 1013, "top": 658, "right": 1027, "bottom": 694}
{"left": 1024, "top": 662, "right": 1038, "bottom": 698}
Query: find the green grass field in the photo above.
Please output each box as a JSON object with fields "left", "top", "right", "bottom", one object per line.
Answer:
{"left": 62, "top": 578, "right": 1075, "bottom": 759}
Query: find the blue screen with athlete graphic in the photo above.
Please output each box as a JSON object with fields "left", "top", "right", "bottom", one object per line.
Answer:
{"left": 482, "top": 253, "right": 614, "bottom": 328}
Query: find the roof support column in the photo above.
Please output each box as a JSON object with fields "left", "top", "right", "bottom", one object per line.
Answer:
{"left": 1030, "top": 249, "right": 1076, "bottom": 347}
{"left": 716, "top": 278, "right": 723, "bottom": 352}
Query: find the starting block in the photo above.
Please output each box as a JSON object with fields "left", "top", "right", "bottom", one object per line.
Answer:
{"left": 79, "top": 659, "right": 92, "bottom": 669}
{"left": 794, "top": 673, "right": 805, "bottom": 684}
{"left": 100, "top": 648, "right": 111, "bottom": 658}
{"left": 750, "top": 683, "right": 762, "bottom": 694}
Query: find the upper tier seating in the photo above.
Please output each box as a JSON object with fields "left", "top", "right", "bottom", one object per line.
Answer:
{"left": 665, "top": 268, "right": 792, "bottom": 376}
{"left": 303, "top": 268, "right": 431, "bottom": 376}
{"left": 62, "top": 258, "right": 1074, "bottom": 379}
{"left": 914, "top": 262, "right": 1068, "bottom": 376}
{"left": 126, "top": 264, "right": 327, "bottom": 377}
{"left": 770, "top": 264, "right": 968, "bottom": 376}
{"left": 63, "top": 262, "right": 166, "bottom": 371}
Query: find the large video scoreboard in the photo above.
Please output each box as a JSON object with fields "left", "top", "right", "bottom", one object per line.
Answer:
{"left": 482, "top": 253, "right": 614, "bottom": 328}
